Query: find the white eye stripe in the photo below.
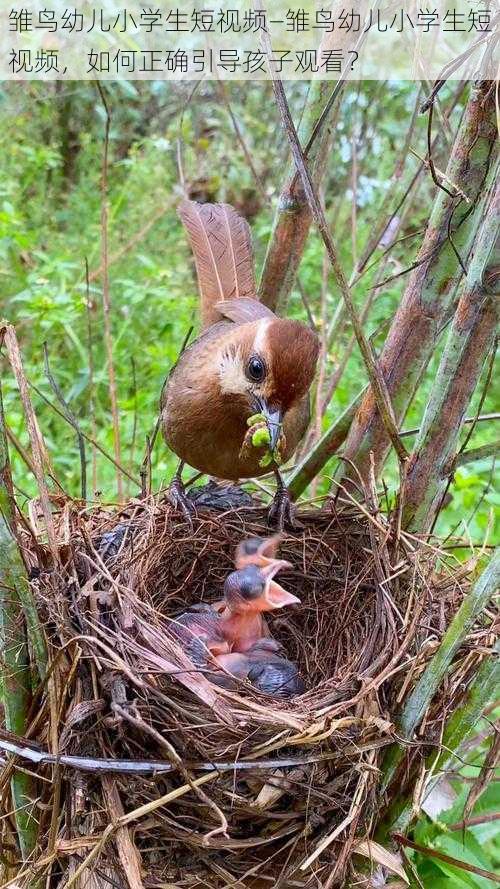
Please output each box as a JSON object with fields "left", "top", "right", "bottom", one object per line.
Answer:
{"left": 252, "top": 319, "right": 271, "bottom": 356}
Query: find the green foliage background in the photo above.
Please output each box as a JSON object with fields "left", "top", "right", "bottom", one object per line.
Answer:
{"left": 0, "top": 81, "right": 498, "bottom": 885}
{"left": 1, "top": 81, "right": 498, "bottom": 544}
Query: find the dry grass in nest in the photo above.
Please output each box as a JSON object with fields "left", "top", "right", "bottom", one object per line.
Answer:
{"left": 4, "top": 491, "right": 478, "bottom": 888}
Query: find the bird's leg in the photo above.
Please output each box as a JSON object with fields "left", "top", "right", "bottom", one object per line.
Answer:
{"left": 167, "top": 461, "right": 195, "bottom": 522}
{"left": 268, "top": 469, "right": 295, "bottom": 530}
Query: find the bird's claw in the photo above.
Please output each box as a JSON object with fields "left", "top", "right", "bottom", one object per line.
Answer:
{"left": 168, "top": 476, "right": 195, "bottom": 523}
{"left": 268, "top": 488, "right": 296, "bottom": 530}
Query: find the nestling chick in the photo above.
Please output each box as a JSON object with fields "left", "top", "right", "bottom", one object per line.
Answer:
{"left": 171, "top": 558, "right": 294, "bottom": 661}
{"left": 213, "top": 638, "right": 305, "bottom": 698}
{"left": 207, "top": 534, "right": 289, "bottom": 612}
{"left": 234, "top": 535, "right": 282, "bottom": 570}
{"left": 218, "top": 563, "right": 299, "bottom": 652}
{"left": 169, "top": 610, "right": 230, "bottom": 669}
{"left": 162, "top": 201, "right": 319, "bottom": 527}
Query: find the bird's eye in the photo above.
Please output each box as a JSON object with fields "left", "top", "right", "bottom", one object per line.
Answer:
{"left": 246, "top": 355, "right": 266, "bottom": 383}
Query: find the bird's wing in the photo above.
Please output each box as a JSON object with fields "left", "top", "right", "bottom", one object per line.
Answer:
{"left": 171, "top": 611, "right": 223, "bottom": 643}
{"left": 160, "top": 320, "right": 231, "bottom": 409}
{"left": 214, "top": 297, "right": 276, "bottom": 325}
{"left": 248, "top": 661, "right": 305, "bottom": 697}
{"left": 178, "top": 200, "right": 257, "bottom": 329}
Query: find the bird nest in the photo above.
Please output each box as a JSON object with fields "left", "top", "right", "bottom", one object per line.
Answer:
{"left": 4, "top": 491, "right": 477, "bottom": 888}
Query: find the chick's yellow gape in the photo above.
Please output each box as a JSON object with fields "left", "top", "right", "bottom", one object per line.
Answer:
{"left": 161, "top": 201, "right": 319, "bottom": 527}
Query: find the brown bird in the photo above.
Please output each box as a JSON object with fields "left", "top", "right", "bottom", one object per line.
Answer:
{"left": 161, "top": 201, "right": 319, "bottom": 526}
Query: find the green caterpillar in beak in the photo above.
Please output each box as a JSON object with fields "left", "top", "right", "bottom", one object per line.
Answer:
{"left": 246, "top": 413, "right": 283, "bottom": 468}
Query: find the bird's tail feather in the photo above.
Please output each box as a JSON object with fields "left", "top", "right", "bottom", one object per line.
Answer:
{"left": 178, "top": 200, "right": 257, "bottom": 329}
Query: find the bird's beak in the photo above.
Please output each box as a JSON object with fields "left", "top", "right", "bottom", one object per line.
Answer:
{"left": 235, "top": 534, "right": 284, "bottom": 570}
{"left": 258, "top": 534, "right": 281, "bottom": 561}
{"left": 257, "top": 399, "right": 283, "bottom": 452}
{"left": 261, "top": 561, "right": 300, "bottom": 610}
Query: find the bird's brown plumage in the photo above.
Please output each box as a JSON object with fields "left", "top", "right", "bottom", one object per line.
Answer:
{"left": 162, "top": 201, "right": 319, "bottom": 482}
{"left": 178, "top": 201, "right": 256, "bottom": 328}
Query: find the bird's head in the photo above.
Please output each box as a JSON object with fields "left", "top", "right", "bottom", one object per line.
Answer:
{"left": 235, "top": 534, "right": 285, "bottom": 570}
{"left": 216, "top": 312, "right": 319, "bottom": 451}
{"left": 223, "top": 564, "right": 300, "bottom": 614}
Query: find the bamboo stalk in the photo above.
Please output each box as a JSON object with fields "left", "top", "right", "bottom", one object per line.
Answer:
{"left": 287, "top": 388, "right": 366, "bottom": 500}
{"left": 378, "top": 642, "right": 500, "bottom": 852}
{"left": 404, "top": 172, "right": 500, "bottom": 531}
{"left": 258, "top": 78, "right": 343, "bottom": 312}
{"left": 340, "top": 79, "right": 498, "bottom": 486}
{"left": 0, "top": 371, "right": 39, "bottom": 863}
{"left": 375, "top": 634, "right": 499, "bottom": 873}
{"left": 438, "top": 642, "right": 500, "bottom": 760}
{"left": 381, "top": 549, "right": 500, "bottom": 794}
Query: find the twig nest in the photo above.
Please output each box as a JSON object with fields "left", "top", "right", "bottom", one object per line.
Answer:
{"left": 25, "top": 494, "right": 471, "bottom": 886}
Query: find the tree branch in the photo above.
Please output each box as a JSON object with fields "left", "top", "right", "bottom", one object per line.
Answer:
{"left": 403, "top": 173, "right": 499, "bottom": 532}
{"left": 340, "top": 79, "right": 498, "bottom": 486}
{"left": 263, "top": 52, "right": 408, "bottom": 466}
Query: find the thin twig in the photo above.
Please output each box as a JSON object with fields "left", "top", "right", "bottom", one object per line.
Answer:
{"left": 454, "top": 439, "right": 500, "bottom": 469}
{"left": 140, "top": 324, "right": 194, "bottom": 491}
{"left": 43, "top": 343, "right": 86, "bottom": 501}
{"left": 215, "top": 79, "right": 268, "bottom": 203}
{"left": 85, "top": 257, "right": 98, "bottom": 495}
{"left": 408, "top": 147, "right": 469, "bottom": 203}
{"left": 448, "top": 812, "right": 500, "bottom": 832}
{"left": 1, "top": 323, "right": 59, "bottom": 560}
{"left": 129, "top": 355, "right": 138, "bottom": 498}
{"left": 0, "top": 735, "right": 341, "bottom": 774}
{"left": 96, "top": 82, "right": 122, "bottom": 501}
{"left": 87, "top": 204, "right": 171, "bottom": 284}
{"left": 419, "top": 22, "right": 499, "bottom": 113}
{"left": 425, "top": 100, "right": 457, "bottom": 200}
{"left": 296, "top": 277, "right": 318, "bottom": 332}
{"left": 393, "top": 833, "right": 500, "bottom": 884}
{"left": 401, "top": 412, "right": 500, "bottom": 438}
{"left": 30, "top": 382, "right": 139, "bottom": 489}
{"left": 262, "top": 46, "right": 408, "bottom": 466}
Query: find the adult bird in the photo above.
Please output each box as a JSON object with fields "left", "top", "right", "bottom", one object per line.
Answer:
{"left": 161, "top": 201, "right": 319, "bottom": 527}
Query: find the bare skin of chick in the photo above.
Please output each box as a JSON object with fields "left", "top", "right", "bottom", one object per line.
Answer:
{"left": 213, "top": 639, "right": 305, "bottom": 699}
{"left": 170, "top": 560, "right": 297, "bottom": 659}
